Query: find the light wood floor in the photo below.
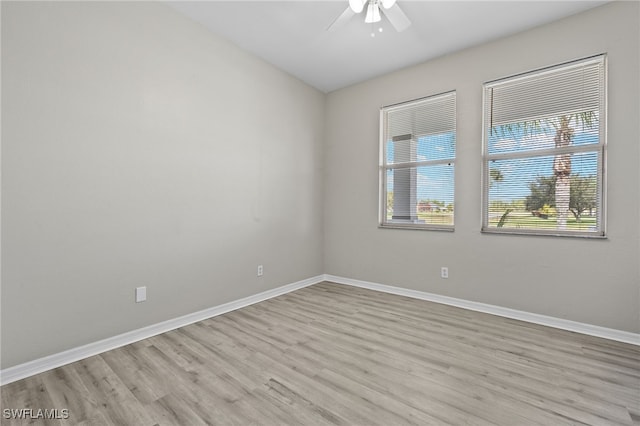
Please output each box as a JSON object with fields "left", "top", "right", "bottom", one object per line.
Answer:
{"left": 2, "top": 282, "right": 639, "bottom": 425}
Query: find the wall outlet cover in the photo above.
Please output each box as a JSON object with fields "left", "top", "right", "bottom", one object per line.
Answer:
{"left": 135, "top": 286, "right": 147, "bottom": 303}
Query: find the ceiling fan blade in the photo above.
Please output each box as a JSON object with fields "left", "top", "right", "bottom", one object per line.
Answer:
{"left": 381, "top": 3, "right": 411, "bottom": 32}
{"left": 327, "top": 7, "right": 355, "bottom": 31}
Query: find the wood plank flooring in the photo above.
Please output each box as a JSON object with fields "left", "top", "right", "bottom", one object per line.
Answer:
{"left": 2, "top": 281, "right": 639, "bottom": 425}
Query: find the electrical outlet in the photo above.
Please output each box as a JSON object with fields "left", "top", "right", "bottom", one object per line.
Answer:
{"left": 135, "top": 286, "right": 147, "bottom": 303}
{"left": 440, "top": 267, "right": 449, "bottom": 279}
{"left": 257, "top": 265, "right": 263, "bottom": 277}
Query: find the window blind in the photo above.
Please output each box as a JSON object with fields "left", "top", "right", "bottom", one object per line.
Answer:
{"left": 488, "top": 58, "right": 603, "bottom": 126}
{"left": 386, "top": 95, "right": 457, "bottom": 141}
{"left": 482, "top": 55, "right": 606, "bottom": 237}
{"left": 380, "top": 91, "right": 456, "bottom": 230}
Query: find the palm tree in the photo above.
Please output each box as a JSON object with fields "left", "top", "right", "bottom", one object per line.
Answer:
{"left": 495, "top": 111, "right": 596, "bottom": 230}
{"left": 553, "top": 116, "right": 574, "bottom": 228}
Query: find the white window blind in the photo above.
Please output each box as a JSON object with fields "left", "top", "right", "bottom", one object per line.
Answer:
{"left": 380, "top": 91, "right": 456, "bottom": 230}
{"left": 482, "top": 55, "right": 606, "bottom": 237}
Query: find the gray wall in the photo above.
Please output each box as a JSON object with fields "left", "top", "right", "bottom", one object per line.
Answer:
{"left": 2, "top": 1, "right": 638, "bottom": 370}
{"left": 1, "top": 1, "right": 325, "bottom": 368}
{"left": 324, "top": 1, "right": 640, "bottom": 333}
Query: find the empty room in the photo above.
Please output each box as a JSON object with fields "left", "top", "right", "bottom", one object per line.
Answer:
{"left": 1, "top": 0, "right": 639, "bottom": 424}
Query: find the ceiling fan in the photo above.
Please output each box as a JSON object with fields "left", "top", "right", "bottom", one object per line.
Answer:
{"left": 327, "top": 0, "right": 411, "bottom": 33}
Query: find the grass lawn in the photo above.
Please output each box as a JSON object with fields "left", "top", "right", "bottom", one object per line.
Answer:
{"left": 385, "top": 212, "right": 454, "bottom": 225}
{"left": 417, "top": 212, "right": 454, "bottom": 225}
{"left": 488, "top": 210, "right": 597, "bottom": 231}
{"left": 385, "top": 210, "right": 596, "bottom": 230}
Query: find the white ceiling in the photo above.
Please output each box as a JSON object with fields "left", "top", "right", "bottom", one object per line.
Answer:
{"left": 166, "top": 1, "right": 609, "bottom": 93}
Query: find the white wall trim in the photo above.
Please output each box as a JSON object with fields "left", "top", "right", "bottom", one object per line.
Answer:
{"left": 0, "top": 275, "right": 324, "bottom": 385}
{"left": 324, "top": 274, "right": 640, "bottom": 346}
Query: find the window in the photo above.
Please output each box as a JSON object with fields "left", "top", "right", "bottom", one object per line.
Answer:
{"left": 380, "top": 91, "right": 456, "bottom": 230}
{"left": 482, "top": 55, "right": 606, "bottom": 237}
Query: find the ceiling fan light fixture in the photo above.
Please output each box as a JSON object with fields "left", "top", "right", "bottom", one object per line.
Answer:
{"left": 380, "top": 0, "right": 396, "bottom": 9}
{"left": 349, "top": 0, "right": 366, "bottom": 14}
{"left": 365, "top": 2, "right": 381, "bottom": 23}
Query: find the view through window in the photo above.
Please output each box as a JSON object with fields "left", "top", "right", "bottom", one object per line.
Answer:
{"left": 482, "top": 55, "right": 606, "bottom": 237}
{"left": 380, "top": 92, "right": 456, "bottom": 230}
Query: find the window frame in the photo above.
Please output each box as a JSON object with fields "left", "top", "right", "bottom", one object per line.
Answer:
{"left": 379, "top": 91, "right": 457, "bottom": 231}
{"left": 481, "top": 55, "right": 607, "bottom": 238}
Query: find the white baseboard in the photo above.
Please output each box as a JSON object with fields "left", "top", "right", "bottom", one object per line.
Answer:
{"left": 3, "top": 273, "right": 637, "bottom": 385}
{"left": 323, "top": 274, "right": 640, "bottom": 346}
{"left": 0, "top": 275, "right": 324, "bottom": 386}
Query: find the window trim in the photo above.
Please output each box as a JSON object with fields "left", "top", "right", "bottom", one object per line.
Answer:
{"left": 480, "top": 55, "right": 607, "bottom": 238}
{"left": 378, "top": 91, "right": 457, "bottom": 231}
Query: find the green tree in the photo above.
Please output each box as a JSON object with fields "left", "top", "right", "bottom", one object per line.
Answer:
{"left": 525, "top": 174, "right": 597, "bottom": 222}
{"left": 525, "top": 176, "right": 555, "bottom": 211}
{"left": 489, "top": 168, "right": 504, "bottom": 187}
{"left": 569, "top": 175, "right": 597, "bottom": 222}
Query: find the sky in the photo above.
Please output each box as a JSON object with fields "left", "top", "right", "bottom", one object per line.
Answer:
{"left": 386, "top": 132, "right": 455, "bottom": 204}
{"left": 487, "top": 123, "right": 600, "bottom": 202}
{"left": 385, "top": 120, "right": 601, "bottom": 205}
